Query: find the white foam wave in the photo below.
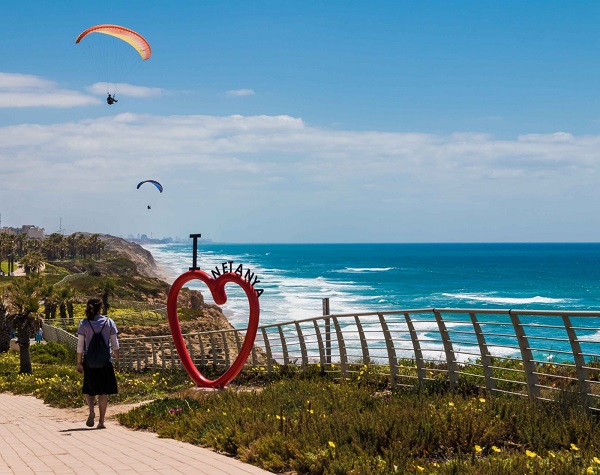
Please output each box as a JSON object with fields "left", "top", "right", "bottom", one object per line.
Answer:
{"left": 336, "top": 267, "right": 395, "bottom": 273}
{"left": 442, "top": 293, "right": 568, "bottom": 305}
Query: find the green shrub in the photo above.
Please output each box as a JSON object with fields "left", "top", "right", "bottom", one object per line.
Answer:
{"left": 30, "top": 342, "right": 76, "bottom": 365}
{"left": 116, "top": 375, "right": 600, "bottom": 475}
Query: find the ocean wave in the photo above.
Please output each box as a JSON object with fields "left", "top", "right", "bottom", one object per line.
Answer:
{"left": 336, "top": 267, "right": 396, "bottom": 273}
{"left": 442, "top": 293, "right": 568, "bottom": 305}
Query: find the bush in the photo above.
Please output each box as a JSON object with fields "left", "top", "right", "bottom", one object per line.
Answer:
{"left": 30, "top": 342, "right": 76, "bottom": 365}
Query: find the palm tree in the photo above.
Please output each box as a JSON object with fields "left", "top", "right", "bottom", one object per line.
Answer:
{"left": 5, "top": 276, "right": 43, "bottom": 373}
{"left": 39, "top": 284, "right": 57, "bottom": 320}
{"left": 0, "top": 295, "right": 11, "bottom": 353}
{"left": 55, "top": 285, "right": 76, "bottom": 325}
{"left": 14, "top": 233, "right": 27, "bottom": 258}
{"left": 0, "top": 233, "right": 9, "bottom": 273}
{"left": 0, "top": 234, "right": 16, "bottom": 274}
{"left": 20, "top": 251, "right": 44, "bottom": 275}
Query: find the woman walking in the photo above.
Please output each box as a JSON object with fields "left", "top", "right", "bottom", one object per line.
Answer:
{"left": 76, "top": 297, "right": 120, "bottom": 429}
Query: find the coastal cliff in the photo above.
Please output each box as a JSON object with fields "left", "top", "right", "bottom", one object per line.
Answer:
{"left": 98, "top": 234, "right": 163, "bottom": 279}
{"left": 96, "top": 234, "right": 241, "bottom": 341}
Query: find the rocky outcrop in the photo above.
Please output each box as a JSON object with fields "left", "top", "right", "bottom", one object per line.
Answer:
{"left": 99, "top": 235, "right": 237, "bottom": 339}
{"left": 99, "top": 234, "right": 162, "bottom": 279}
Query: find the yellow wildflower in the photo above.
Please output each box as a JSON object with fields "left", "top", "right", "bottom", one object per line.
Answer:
{"left": 587, "top": 467, "right": 594, "bottom": 475}
{"left": 474, "top": 445, "right": 482, "bottom": 453}
{"left": 571, "top": 443, "right": 580, "bottom": 451}
{"left": 448, "top": 401, "right": 454, "bottom": 407}
{"left": 526, "top": 450, "right": 537, "bottom": 458}
{"left": 328, "top": 441, "right": 336, "bottom": 448}
{"left": 479, "top": 398, "right": 486, "bottom": 403}
{"left": 416, "top": 466, "right": 425, "bottom": 472}
{"left": 491, "top": 446, "right": 501, "bottom": 453}
{"left": 594, "top": 457, "right": 600, "bottom": 464}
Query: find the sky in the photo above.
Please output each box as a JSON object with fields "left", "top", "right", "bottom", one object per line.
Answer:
{"left": 1, "top": 1, "right": 600, "bottom": 243}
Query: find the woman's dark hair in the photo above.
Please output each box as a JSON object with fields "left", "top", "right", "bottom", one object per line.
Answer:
{"left": 85, "top": 298, "right": 102, "bottom": 320}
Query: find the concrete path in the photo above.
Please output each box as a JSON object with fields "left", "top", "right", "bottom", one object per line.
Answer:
{"left": 0, "top": 393, "right": 272, "bottom": 474}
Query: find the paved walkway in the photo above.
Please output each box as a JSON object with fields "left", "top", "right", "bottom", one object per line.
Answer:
{"left": 0, "top": 393, "right": 272, "bottom": 474}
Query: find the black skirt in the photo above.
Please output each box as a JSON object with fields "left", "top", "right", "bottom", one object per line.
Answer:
{"left": 82, "top": 358, "right": 118, "bottom": 396}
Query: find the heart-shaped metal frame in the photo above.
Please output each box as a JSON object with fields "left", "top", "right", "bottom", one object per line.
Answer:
{"left": 167, "top": 269, "right": 260, "bottom": 388}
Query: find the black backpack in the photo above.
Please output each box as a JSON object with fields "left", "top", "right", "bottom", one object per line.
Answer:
{"left": 85, "top": 319, "right": 111, "bottom": 368}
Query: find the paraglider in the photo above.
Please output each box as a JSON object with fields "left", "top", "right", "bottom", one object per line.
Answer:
{"left": 76, "top": 24, "right": 151, "bottom": 104}
{"left": 76, "top": 24, "right": 152, "bottom": 60}
{"left": 136, "top": 180, "right": 163, "bottom": 193}
{"left": 137, "top": 180, "right": 163, "bottom": 210}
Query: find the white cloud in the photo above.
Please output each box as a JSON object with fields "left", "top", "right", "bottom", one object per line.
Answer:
{"left": 1, "top": 112, "right": 600, "bottom": 241}
{"left": 0, "top": 73, "right": 55, "bottom": 90}
{"left": 226, "top": 89, "right": 255, "bottom": 97}
{"left": 0, "top": 72, "right": 99, "bottom": 108}
{"left": 87, "top": 82, "right": 165, "bottom": 97}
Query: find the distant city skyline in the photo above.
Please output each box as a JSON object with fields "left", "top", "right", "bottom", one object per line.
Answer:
{"left": 2, "top": 2, "right": 600, "bottom": 242}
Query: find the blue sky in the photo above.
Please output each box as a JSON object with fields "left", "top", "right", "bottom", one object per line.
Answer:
{"left": 1, "top": 1, "right": 600, "bottom": 242}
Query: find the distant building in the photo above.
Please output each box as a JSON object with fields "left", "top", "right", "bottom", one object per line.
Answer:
{"left": 0, "top": 227, "right": 16, "bottom": 235}
{"left": 20, "top": 225, "right": 45, "bottom": 240}
{"left": 0, "top": 225, "right": 45, "bottom": 239}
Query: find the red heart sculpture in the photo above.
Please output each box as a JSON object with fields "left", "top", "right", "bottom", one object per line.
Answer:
{"left": 167, "top": 269, "right": 260, "bottom": 388}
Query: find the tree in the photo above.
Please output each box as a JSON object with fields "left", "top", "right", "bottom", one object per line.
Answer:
{"left": 20, "top": 251, "right": 44, "bottom": 275}
{"left": 0, "top": 234, "right": 16, "bottom": 274}
{"left": 5, "top": 276, "right": 43, "bottom": 373}
{"left": 0, "top": 296, "right": 10, "bottom": 353}
{"left": 39, "top": 284, "right": 57, "bottom": 320}
{"left": 14, "top": 233, "right": 27, "bottom": 258}
{"left": 55, "top": 285, "right": 76, "bottom": 325}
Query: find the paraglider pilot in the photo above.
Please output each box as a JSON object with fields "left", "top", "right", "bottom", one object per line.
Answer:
{"left": 107, "top": 94, "right": 118, "bottom": 105}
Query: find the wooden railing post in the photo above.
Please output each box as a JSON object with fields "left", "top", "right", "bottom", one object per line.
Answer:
{"left": 354, "top": 315, "right": 370, "bottom": 365}
{"left": 261, "top": 327, "right": 274, "bottom": 373}
{"left": 198, "top": 334, "right": 206, "bottom": 367}
{"left": 404, "top": 312, "right": 426, "bottom": 382}
{"left": 295, "top": 322, "right": 309, "bottom": 366}
{"left": 332, "top": 316, "right": 348, "bottom": 377}
{"left": 278, "top": 326, "right": 290, "bottom": 365}
{"left": 379, "top": 313, "right": 398, "bottom": 388}
{"left": 509, "top": 311, "right": 540, "bottom": 399}
{"left": 209, "top": 333, "right": 217, "bottom": 368}
{"left": 562, "top": 314, "right": 590, "bottom": 401}
{"left": 323, "top": 298, "right": 331, "bottom": 364}
{"left": 221, "top": 331, "right": 230, "bottom": 367}
{"left": 313, "top": 320, "right": 327, "bottom": 366}
{"left": 469, "top": 312, "right": 496, "bottom": 394}
{"left": 433, "top": 310, "right": 459, "bottom": 387}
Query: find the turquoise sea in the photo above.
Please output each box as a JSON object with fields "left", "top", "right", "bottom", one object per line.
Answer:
{"left": 143, "top": 242, "right": 600, "bottom": 334}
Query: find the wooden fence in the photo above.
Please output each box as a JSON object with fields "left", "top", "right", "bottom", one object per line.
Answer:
{"left": 43, "top": 305, "right": 600, "bottom": 410}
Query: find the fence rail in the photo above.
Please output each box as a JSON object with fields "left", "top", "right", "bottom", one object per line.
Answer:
{"left": 43, "top": 306, "right": 600, "bottom": 410}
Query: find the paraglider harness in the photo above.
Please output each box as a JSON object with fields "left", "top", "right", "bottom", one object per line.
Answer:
{"left": 107, "top": 94, "right": 118, "bottom": 105}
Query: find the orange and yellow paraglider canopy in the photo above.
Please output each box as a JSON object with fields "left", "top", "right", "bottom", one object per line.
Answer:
{"left": 76, "top": 24, "right": 151, "bottom": 60}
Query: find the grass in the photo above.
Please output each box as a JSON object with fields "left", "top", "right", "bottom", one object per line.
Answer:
{"left": 0, "top": 342, "right": 193, "bottom": 408}
{"left": 2, "top": 344, "right": 600, "bottom": 474}
{"left": 115, "top": 367, "right": 600, "bottom": 475}
{"left": 43, "top": 302, "right": 168, "bottom": 334}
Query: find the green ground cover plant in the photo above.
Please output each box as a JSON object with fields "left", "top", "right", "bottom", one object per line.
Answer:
{"left": 3, "top": 342, "right": 600, "bottom": 474}
{"left": 0, "top": 342, "right": 193, "bottom": 407}
{"left": 116, "top": 365, "right": 600, "bottom": 475}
